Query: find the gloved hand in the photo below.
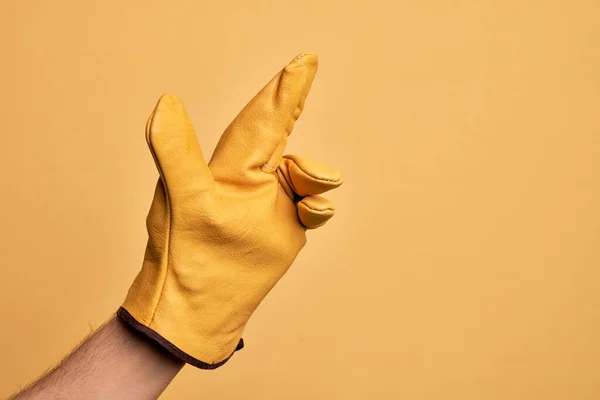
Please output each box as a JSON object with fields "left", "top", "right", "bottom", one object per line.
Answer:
{"left": 117, "top": 52, "right": 343, "bottom": 369}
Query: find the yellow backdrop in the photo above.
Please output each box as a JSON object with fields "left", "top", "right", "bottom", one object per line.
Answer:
{"left": 1, "top": 1, "right": 599, "bottom": 399}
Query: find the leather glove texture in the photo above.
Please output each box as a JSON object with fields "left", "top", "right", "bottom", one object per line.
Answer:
{"left": 117, "top": 52, "right": 343, "bottom": 369}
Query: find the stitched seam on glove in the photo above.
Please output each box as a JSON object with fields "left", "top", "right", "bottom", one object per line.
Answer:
{"left": 148, "top": 185, "right": 171, "bottom": 327}
{"left": 294, "top": 167, "right": 343, "bottom": 183}
{"left": 117, "top": 307, "right": 243, "bottom": 370}
{"left": 145, "top": 120, "right": 173, "bottom": 327}
{"left": 298, "top": 203, "right": 335, "bottom": 213}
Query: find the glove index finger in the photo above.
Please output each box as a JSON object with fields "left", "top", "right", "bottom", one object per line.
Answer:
{"left": 209, "top": 53, "right": 319, "bottom": 185}
{"left": 275, "top": 52, "right": 319, "bottom": 136}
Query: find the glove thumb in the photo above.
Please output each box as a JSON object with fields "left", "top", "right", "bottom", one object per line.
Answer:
{"left": 146, "top": 94, "right": 214, "bottom": 194}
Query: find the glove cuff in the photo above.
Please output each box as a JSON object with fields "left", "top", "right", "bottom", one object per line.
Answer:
{"left": 116, "top": 307, "right": 244, "bottom": 370}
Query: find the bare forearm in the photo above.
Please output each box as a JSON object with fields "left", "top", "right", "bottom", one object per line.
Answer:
{"left": 11, "top": 317, "right": 184, "bottom": 400}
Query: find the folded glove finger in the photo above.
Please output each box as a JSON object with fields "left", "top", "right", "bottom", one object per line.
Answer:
{"left": 147, "top": 94, "right": 214, "bottom": 194}
{"left": 277, "top": 154, "right": 343, "bottom": 200}
{"left": 297, "top": 195, "right": 337, "bottom": 229}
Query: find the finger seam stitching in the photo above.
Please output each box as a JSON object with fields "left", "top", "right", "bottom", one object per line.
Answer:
{"left": 299, "top": 203, "right": 336, "bottom": 213}
{"left": 299, "top": 171, "right": 343, "bottom": 184}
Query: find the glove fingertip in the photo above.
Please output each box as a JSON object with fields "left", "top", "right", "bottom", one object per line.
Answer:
{"left": 297, "top": 195, "right": 336, "bottom": 229}
{"left": 283, "top": 154, "right": 343, "bottom": 196}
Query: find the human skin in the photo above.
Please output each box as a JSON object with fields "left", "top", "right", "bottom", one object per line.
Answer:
{"left": 9, "top": 317, "right": 184, "bottom": 400}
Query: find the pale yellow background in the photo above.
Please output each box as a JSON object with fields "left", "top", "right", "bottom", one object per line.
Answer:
{"left": 1, "top": 0, "right": 599, "bottom": 399}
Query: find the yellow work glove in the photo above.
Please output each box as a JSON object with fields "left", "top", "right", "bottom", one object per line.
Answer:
{"left": 117, "top": 52, "right": 343, "bottom": 369}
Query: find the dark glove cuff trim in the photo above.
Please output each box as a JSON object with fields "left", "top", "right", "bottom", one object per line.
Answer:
{"left": 116, "top": 306, "right": 244, "bottom": 370}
